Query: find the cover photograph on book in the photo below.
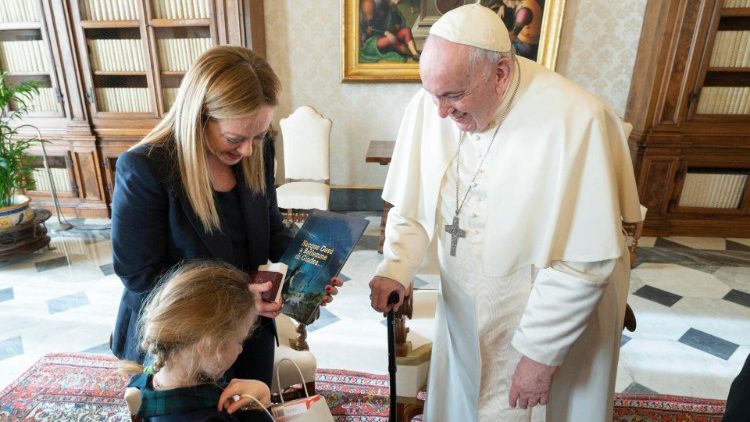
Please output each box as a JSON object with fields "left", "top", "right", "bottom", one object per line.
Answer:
{"left": 279, "top": 210, "right": 369, "bottom": 324}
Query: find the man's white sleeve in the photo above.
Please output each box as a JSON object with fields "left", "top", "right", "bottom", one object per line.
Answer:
{"left": 511, "top": 259, "right": 616, "bottom": 366}
{"left": 373, "top": 206, "right": 431, "bottom": 288}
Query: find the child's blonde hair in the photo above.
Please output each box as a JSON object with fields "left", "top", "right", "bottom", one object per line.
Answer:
{"left": 120, "top": 260, "right": 256, "bottom": 381}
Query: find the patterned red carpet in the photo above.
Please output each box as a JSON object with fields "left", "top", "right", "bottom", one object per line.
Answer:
{"left": 0, "top": 353, "right": 727, "bottom": 421}
{"left": 612, "top": 394, "right": 726, "bottom": 422}
{"left": 0, "top": 353, "right": 129, "bottom": 421}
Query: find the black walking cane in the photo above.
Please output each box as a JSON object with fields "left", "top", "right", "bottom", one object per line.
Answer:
{"left": 387, "top": 291, "right": 400, "bottom": 422}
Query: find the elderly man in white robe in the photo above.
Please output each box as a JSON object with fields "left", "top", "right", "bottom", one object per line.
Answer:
{"left": 368, "top": 4, "right": 642, "bottom": 422}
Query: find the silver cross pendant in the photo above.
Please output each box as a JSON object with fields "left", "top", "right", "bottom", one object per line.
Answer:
{"left": 445, "top": 216, "right": 466, "bottom": 257}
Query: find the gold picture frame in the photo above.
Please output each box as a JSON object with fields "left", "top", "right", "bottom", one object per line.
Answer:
{"left": 341, "top": 0, "right": 566, "bottom": 82}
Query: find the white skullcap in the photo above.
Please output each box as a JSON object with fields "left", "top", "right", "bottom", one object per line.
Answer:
{"left": 429, "top": 3, "right": 511, "bottom": 53}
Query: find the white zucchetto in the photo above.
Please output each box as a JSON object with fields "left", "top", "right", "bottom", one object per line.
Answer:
{"left": 429, "top": 3, "right": 511, "bottom": 53}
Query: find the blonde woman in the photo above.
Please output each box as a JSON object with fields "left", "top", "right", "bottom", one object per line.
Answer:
{"left": 111, "top": 46, "right": 342, "bottom": 416}
{"left": 121, "top": 261, "right": 272, "bottom": 420}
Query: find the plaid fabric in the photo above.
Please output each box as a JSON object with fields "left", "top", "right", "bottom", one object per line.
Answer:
{"left": 128, "top": 373, "right": 222, "bottom": 417}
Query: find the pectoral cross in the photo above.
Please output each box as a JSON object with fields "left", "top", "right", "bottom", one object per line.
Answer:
{"left": 445, "top": 216, "right": 466, "bottom": 257}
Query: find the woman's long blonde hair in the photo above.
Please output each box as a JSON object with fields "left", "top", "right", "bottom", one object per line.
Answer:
{"left": 120, "top": 260, "right": 257, "bottom": 381}
{"left": 136, "top": 45, "right": 280, "bottom": 232}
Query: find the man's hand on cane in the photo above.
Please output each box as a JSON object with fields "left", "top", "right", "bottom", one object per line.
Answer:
{"left": 369, "top": 276, "right": 405, "bottom": 314}
{"left": 509, "top": 355, "right": 557, "bottom": 409}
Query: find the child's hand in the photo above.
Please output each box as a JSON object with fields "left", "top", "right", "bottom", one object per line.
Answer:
{"left": 217, "top": 378, "right": 271, "bottom": 414}
{"left": 320, "top": 276, "right": 344, "bottom": 306}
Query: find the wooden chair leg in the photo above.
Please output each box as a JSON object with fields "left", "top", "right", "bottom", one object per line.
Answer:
{"left": 397, "top": 396, "right": 424, "bottom": 422}
{"left": 305, "top": 380, "right": 315, "bottom": 395}
{"left": 624, "top": 303, "right": 636, "bottom": 332}
{"left": 292, "top": 322, "right": 309, "bottom": 351}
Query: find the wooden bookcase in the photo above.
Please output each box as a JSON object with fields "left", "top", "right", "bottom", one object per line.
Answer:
{"left": 626, "top": 0, "right": 750, "bottom": 237}
{"left": 0, "top": 0, "right": 94, "bottom": 216}
{"left": 0, "top": 0, "right": 265, "bottom": 218}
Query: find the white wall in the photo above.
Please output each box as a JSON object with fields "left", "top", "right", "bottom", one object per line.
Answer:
{"left": 556, "top": 0, "right": 648, "bottom": 117}
{"left": 264, "top": 0, "right": 647, "bottom": 188}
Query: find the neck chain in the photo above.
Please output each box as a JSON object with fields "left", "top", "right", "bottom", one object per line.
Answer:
{"left": 445, "top": 56, "right": 521, "bottom": 257}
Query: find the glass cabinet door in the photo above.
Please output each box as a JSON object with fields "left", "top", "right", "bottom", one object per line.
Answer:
{"left": 74, "top": 0, "right": 156, "bottom": 118}
{"left": 25, "top": 152, "right": 78, "bottom": 200}
{"left": 71, "top": 0, "right": 222, "bottom": 125}
{"left": 693, "top": 1, "right": 750, "bottom": 119}
{"left": 0, "top": 0, "right": 65, "bottom": 118}
{"left": 146, "top": 0, "right": 215, "bottom": 115}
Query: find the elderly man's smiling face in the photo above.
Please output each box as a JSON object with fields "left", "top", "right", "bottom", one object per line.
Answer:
{"left": 419, "top": 37, "right": 509, "bottom": 133}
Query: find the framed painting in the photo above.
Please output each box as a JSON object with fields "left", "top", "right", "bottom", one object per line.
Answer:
{"left": 341, "top": 0, "right": 566, "bottom": 82}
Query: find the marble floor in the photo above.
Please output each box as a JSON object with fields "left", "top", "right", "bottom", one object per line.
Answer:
{"left": 1, "top": 214, "right": 749, "bottom": 403}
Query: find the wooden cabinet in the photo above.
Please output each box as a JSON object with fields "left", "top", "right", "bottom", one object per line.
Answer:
{"left": 626, "top": 0, "right": 750, "bottom": 237}
{"left": 1, "top": 0, "right": 97, "bottom": 216}
{"left": 1, "top": 0, "right": 265, "bottom": 218}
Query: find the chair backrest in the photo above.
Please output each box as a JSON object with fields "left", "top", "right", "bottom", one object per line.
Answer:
{"left": 279, "top": 106, "right": 331, "bottom": 181}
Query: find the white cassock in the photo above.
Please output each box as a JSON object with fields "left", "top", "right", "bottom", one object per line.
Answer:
{"left": 374, "top": 57, "right": 643, "bottom": 421}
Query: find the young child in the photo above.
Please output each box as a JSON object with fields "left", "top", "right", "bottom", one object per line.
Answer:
{"left": 120, "top": 260, "right": 272, "bottom": 421}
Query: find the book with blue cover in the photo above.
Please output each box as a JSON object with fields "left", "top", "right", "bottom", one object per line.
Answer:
{"left": 280, "top": 210, "right": 369, "bottom": 324}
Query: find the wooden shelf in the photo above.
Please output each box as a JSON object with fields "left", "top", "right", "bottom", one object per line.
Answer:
{"left": 704, "top": 70, "right": 750, "bottom": 86}
{"left": 707, "top": 67, "right": 750, "bottom": 72}
{"left": 80, "top": 20, "right": 140, "bottom": 28}
{"left": 149, "top": 18, "right": 211, "bottom": 27}
{"left": 0, "top": 22, "right": 41, "bottom": 30}
{"left": 693, "top": 114, "right": 750, "bottom": 119}
{"left": 3, "top": 71, "right": 51, "bottom": 76}
{"left": 22, "top": 111, "right": 62, "bottom": 118}
{"left": 95, "top": 112, "right": 155, "bottom": 119}
{"left": 721, "top": 7, "right": 750, "bottom": 17}
{"left": 93, "top": 71, "right": 148, "bottom": 76}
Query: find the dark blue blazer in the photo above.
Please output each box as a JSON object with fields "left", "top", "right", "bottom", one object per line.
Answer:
{"left": 110, "top": 138, "right": 292, "bottom": 387}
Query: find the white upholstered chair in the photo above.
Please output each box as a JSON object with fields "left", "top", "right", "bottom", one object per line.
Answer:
{"left": 272, "top": 313, "right": 317, "bottom": 399}
{"left": 276, "top": 106, "right": 331, "bottom": 223}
